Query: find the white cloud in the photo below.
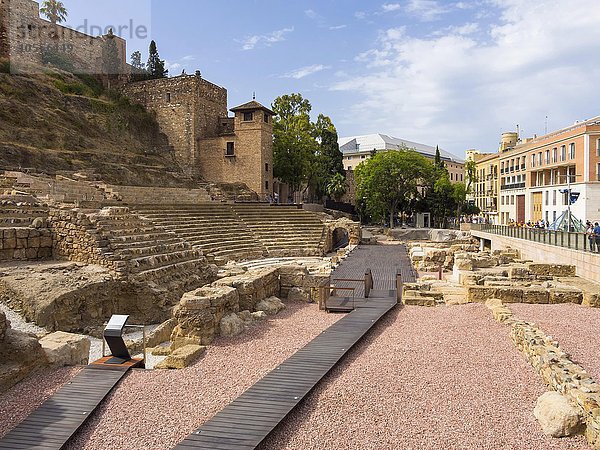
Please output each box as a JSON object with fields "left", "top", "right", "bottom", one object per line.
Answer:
{"left": 382, "top": 3, "right": 402, "bottom": 12}
{"left": 240, "top": 27, "right": 294, "bottom": 50}
{"left": 405, "top": 0, "right": 451, "bottom": 21}
{"left": 329, "top": 24, "right": 348, "bottom": 30}
{"left": 305, "top": 9, "right": 318, "bottom": 19}
{"left": 332, "top": 0, "right": 600, "bottom": 156}
{"left": 355, "top": 11, "right": 367, "bottom": 19}
{"left": 282, "top": 64, "right": 330, "bottom": 79}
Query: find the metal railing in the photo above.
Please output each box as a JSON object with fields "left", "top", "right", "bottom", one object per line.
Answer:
{"left": 471, "top": 223, "right": 598, "bottom": 252}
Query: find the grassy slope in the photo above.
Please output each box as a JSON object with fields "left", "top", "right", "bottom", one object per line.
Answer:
{"left": 0, "top": 69, "right": 193, "bottom": 186}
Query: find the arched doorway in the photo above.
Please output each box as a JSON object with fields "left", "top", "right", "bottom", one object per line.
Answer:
{"left": 332, "top": 227, "right": 349, "bottom": 250}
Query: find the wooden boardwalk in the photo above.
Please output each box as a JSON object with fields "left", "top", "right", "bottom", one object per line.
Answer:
{"left": 0, "top": 365, "right": 131, "bottom": 450}
{"left": 174, "top": 244, "right": 415, "bottom": 449}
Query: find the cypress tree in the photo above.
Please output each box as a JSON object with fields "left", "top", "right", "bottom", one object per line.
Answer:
{"left": 147, "top": 40, "right": 168, "bottom": 79}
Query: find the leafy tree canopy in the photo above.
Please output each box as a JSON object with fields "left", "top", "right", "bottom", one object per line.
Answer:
{"left": 40, "top": 0, "right": 67, "bottom": 24}
{"left": 355, "top": 148, "right": 432, "bottom": 227}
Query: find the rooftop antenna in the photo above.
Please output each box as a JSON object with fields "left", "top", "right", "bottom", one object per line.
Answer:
{"left": 516, "top": 124, "right": 520, "bottom": 138}
{"left": 252, "top": 91, "right": 256, "bottom": 100}
{"left": 545, "top": 115, "right": 548, "bottom": 134}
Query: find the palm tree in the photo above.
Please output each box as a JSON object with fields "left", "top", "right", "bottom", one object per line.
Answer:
{"left": 40, "top": 0, "right": 68, "bottom": 24}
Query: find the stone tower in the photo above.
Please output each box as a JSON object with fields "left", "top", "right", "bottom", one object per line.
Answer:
{"left": 123, "top": 76, "right": 275, "bottom": 196}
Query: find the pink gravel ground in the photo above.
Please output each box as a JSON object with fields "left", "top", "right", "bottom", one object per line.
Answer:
{"left": 62, "top": 299, "right": 341, "bottom": 449}
{"left": 259, "top": 304, "right": 589, "bottom": 450}
{"left": 511, "top": 303, "right": 600, "bottom": 381}
{"left": 0, "top": 367, "right": 81, "bottom": 438}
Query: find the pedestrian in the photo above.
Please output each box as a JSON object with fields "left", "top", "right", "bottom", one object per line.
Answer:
{"left": 587, "top": 223, "right": 596, "bottom": 252}
{"left": 594, "top": 222, "right": 600, "bottom": 253}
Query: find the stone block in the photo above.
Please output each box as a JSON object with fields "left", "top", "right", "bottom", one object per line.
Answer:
{"left": 39, "top": 332, "right": 90, "bottom": 366}
{"left": 527, "top": 263, "right": 576, "bottom": 277}
{"left": 522, "top": 287, "right": 550, "bottom": 304}
{"left": 549, "top": 288, "right": 584, "bottom": 304}
{"left": 495, "top": 287, "right": 524, "bottom": 303}
{"left": 534, "top": 391, "right": 583, "bottom": 438}
{"left": 287, "top": 287, "right": 311, "bottom": 302}
{"left": 155, "top": 344, "right": 205, "bottom": 369}
{"left": 508, "top": 266, "right": 531, "bottom": 280}
{"left": 255, "top": 296, "right": 286, "bottom": 315}
{"left": 219, "top": 313, "right": 245, "bottom": 337}
{"left": 146, "top": 318, "right": 177, "bottom": 348}
{"left": 583, "top": 293, "right": 600, "bottom": 308}
{"left": 467, "top": 286, "right": 497, "bottom": 303}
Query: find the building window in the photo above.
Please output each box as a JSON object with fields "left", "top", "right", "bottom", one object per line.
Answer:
{"left": 460, "top": 174, "right": 463, "bottom": 181}
{"left": 265, "top": 180, "right": 269, "bottom": 190}
{"left": 450, "top": 173, "right": 454, "bottom": 181}
{"left": 597, "top": 139, "right": 600, "bottom": 157}
{"left": 361, "top": 155, "right": 366, "bottom": 159}
{"left": 545, "top": 190, "right": 549, "bottom": 206}
{"left": 597, "top": 162, "right": 600, "bottom": 181}
{"left": 531, "top": 154, "right": 535, "bottom": 168}
{"left": 243, "top": 112, "right": 253, "bottom": 121}
{"left": 501, "top": 196, "right": 504, "bottom": 205}
{"left": 561, "top": 145, "right": 566, "bottom": 161}
{"left": 166, "top": 93, "right": 171, "bottom": 102}
{"left": 552, "top": 147, "right": 557, "bottom": 163}
{"left": 553, "top": 190, "right": 557, "bottom": 206}
{"left": 538, "top": 152, "right": 542, "bottom": 166}
{"left": 225, "top": 142, "right": 235, "bottom": 156}
{"left": 511, "top": 195, "right": 515, "bottom": 205}
{"left": 545, "top": 149, "right": 550, "bottom": 164}
{"left": 347, "top": 166, "right": 352, "bottom": 171}
{"left": 347, "top": 156, "right": 352, "bottom": 160}
{"left": 265, "top": 163, "right": 269, "bottom": 172}
{"left": 264, "top": 113, "right": 269, "bottom": 123}
{"left": 569, "top": 143, "right": 575, "bottom": 159}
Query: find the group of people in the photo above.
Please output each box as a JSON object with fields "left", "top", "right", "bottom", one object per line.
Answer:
{"left": 507, "top": 219, "right": 550, "bottom": 229}
{"left": 586, "top": 221, "right": 600, "bottom": 252}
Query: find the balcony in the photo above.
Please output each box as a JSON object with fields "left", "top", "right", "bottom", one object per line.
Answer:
{"left": 500, "top": 182, "right": 526, "bottom": 190}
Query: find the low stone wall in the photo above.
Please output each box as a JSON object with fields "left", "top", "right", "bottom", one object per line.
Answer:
{"left": 213, "top": 268, "right": 280, "bottom": 311}
{"left": 472, "top": 229, "right": 600, "bottom": 284}
{"left": 0, "top": 227, "right": 52, "bottom": 261}
{"left": 486, "top": 300, "right": 600, "bottom": 448}
{"left": 512, "top": 321, "right": 599, "bottom": 445}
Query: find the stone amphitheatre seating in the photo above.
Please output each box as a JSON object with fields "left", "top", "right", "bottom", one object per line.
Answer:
{"left": 0, "top": 204, "right": 48, "bottom": 227}
{"left": 231, "top": 204, "right": 326, "bottom": 257}
{"left": 102, "top": 185, "right": 212, "bottom": 205}
{"left": 134, "top": 204, "right": 267, "bottom": 263}
{"left": 84, "top": 208, "right": 211, "bottom": 292}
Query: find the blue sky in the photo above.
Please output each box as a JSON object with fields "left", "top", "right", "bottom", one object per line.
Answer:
{"left": 60, "top": 1, "right": 600, "bottom": 160}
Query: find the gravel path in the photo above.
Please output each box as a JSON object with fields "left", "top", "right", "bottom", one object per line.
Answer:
{"left": 0, "top": 367, "right": 81, "bottom": 438}
{"left": 64, "top": 300, "right": 341, "bottom": 449}
{"left": 259, "top": 304, "right": 588, "bottom": 450}
{"left": 511, "top": 303, "right": 600, "bottom": 381}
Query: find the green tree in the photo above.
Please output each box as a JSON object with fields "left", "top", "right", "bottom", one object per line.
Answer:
{"left": 326, "top": 172, "right": 347, "bottom": 201}
{"left": 130, "top": 51, "right": 144, "bottom": 70}
{"left": 434, "top": 145, "right": 445, "bottom": 170}
{"left": 452, "top": 182, "right": 468, "bottom": 218}
{"left": 272, "top": 93, "right": 318, "bottom": 195}
{"left": 40, "top": 0, "right": 67, "bottom": 24}
{"left": 312, "top": 114, "right": 344, "bottom": 200}
{"left": 355, "top": 149, "right": 432, "bottom": 227}
{"left": 465, "top": 158, "right": 478, "bottom": 192}
{"left": 147, "top": 40, "right": 168, "bottom": 79}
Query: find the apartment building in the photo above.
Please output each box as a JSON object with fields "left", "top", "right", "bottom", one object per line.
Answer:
{"left": 498, "top": 118, "right": 600, "bottom": 225}
{"left": 466, "top": 150, "right": 499, "bottom": 223}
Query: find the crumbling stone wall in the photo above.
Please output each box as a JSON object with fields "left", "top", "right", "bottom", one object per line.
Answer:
{"left": 0, "top": 227, "right": 52, "bottom": 261}
{"left": 511, "top": 319, "right": 600, "bottom": 448}
{"left": 324, "top": 218, "right": 361, "bottom": 252}
{"left": 48, "top": 209, "right": 121, "bottom": 273}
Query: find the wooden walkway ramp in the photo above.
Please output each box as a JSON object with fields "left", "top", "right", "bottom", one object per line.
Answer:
{"left": 0, "top": 365, "right": 134, "bottom": 450}
{"left": 174, "top": 244, "right": 415, "bottom": 450}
